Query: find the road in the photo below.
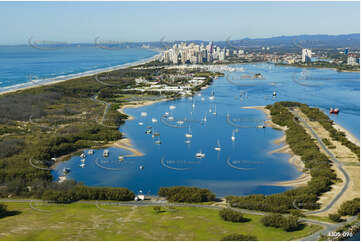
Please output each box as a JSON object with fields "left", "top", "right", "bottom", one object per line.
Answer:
{"left": 90, "top": 94, "right": 111, "bottom": 125}
{"left": 289, "top": 109, "right": 350, "bottom": 215}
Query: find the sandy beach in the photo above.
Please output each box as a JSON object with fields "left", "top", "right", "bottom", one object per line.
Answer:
{"left": 0, "top": 52, "right": 162, "bottom": 97}
{"left": 241, "top": 105, "right": 311, "bottom": 187}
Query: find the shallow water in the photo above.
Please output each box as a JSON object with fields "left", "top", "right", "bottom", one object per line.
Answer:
{"left": 53, "top": 63, "right": 360, "bottom": 197}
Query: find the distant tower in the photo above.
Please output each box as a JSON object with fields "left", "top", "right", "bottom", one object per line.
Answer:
{"left": 302, "top": 49, "right": 312, "bottom": 63}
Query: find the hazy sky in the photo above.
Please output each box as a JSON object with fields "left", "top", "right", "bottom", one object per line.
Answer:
{"left": 0, "top": 1, "right": 360, "bottom": 45}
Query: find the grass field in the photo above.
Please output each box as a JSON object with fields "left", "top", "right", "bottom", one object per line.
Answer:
{"left": 0, "top": 202, "right": 321, "bottom": 241}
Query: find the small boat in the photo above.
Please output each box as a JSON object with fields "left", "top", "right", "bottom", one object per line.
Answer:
{"left": 214, "top": 139, "right": 221, "bottom": 151}
{"left": 272, "top": 91, "right": 277, "bottom": 97}
{"left": 139, "top": 165, "right": 144, "bottom": 170}
{"left": 103, "top": 149, "right": 109, "bottom": 157}
{"left": 185, "top": 139, "right": 191, "bottom": 144}
{"left": 63, "top": 168, "right": 71, "bottom": 174}
{"left": 87, "top": 149, "right": 94, "bottom": 155}
{"left": 153, "top": 131, "right": 160, "bottom": 136}
{"left": 330, "top": 108, "right": 340, "bottom": 114}
{"left": 145, "top": 129, "right": 152, "bottom": 134}
{"left": 257, "top": 125, "right": 266, "bottom": 129}
{"left": 118, "top": 156, "right": 124, "bottom": 161}
{"left": 202, "top": 114, "right": 207, "bottom": 123}
{"left": 195, "top": 151, "right": 205, "bottom": 158}
{"left": 140, "top": 112, "right": 147, "bottom": 117}
{"left": 164, "top": 112, "right": 169, "bottom": 116}
{"left": 176, "top": 120, "right": 184, "bottom": 125}
{"left": 80, "top": 158, "right": 86, "bottom": 163}
{"left": 201, "top": 97, "right": 205, "bottom": 101}
{"left": 80, "top": 163, "right": 86, "bottom": 168}
{"left": 169, "top": 105, "right": 176, "bottom": 110}
{"left": 185, "top": 126, "right": 192, "bottom": 138}
{"left": 155, "top": 139, "right": 161, "bottom": 144}
{"left": 209, "top": 89, "right": 215, "bottom": 100}
{"left": 231, "top": 130, "right": 236, "bottom": 142}
{"left": 212, "top": 105, "right": 217, "bottom": 115}
{"left": 80, "top": 153, "right": 86, "bottom": 158}
{"left": 138, "top": 122, "right": 144, "bottom": 126}
{"left": 151, "top": 118, "right": 158, "bottom": 123}
{"left": 192, "top": 103, "right": 196, "bottom": 108}
{"left": 167, "top": 116, "right": 174, "bottom": 121}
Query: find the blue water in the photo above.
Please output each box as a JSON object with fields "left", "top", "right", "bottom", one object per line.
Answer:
{"left": 51, "top": 62, "right": 359, "bottom": 197}
{"left": 0, "top": 46, "right": 157, "bottom": 89}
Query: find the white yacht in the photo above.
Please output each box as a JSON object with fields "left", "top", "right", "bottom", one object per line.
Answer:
{"left": 195, "top": 151, "right": 205, "bottom": 158}
{"left": 231, "top": 130, "right": 236, "bottom": 142}
{"left": 103, "top": 149, "right": 109, "bottom": 157}
{"left": 212, "top": 105, "right": 217, "bottom": 115}
{"left": 214, "top": 139, "right": 221, "bottom": 151}
{"left": 185, "top": 126, "right": 192, "bottom": 138}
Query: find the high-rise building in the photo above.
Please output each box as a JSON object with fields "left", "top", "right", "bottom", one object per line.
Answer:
{"left": 302, "top": 49, "right": 312, "bottom": 63}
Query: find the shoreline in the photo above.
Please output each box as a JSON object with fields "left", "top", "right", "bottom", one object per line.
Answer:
{"left": 112, "top": 97, "right": 173, "bottom": 156}
{"left": 0, "top": 52, "right": 162, "bottom": 96}
{"left": 241, "top": 105, "right": 311, "bottom": 187}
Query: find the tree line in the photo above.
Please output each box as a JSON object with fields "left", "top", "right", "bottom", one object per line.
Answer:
{"left": 158, "top": 186, "right": 216, "bottom": 203}
{"left": 226, "top": 102, "right": 337, "bottom": 213}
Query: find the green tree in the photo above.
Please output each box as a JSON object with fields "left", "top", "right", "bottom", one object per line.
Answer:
{"left": 219, "top": 208, "right": 249, "bottom": 223}
{"left": 221, "top": 233, "right": 257, "bottom": 241}
{"left": 328, "top": 213, "right": 342, "bottom": 222}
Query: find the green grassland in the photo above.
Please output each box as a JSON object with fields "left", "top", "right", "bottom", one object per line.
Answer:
{"left": 0, "top": 202, "right": 321, "bottom": 241}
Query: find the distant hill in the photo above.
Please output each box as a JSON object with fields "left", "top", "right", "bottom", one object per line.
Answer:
{"left": 214, "top": 33, "right": 360, "bottom": 49}
{"left": 3, "top": 33, "right": 359, "bottom": 50}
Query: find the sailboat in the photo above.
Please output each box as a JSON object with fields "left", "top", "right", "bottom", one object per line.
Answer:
{"left": 212, "top": 105, "right": 217, "bottom": 115}
{"left": 185, "top": 126, "right": 192, "bottom": 138}
{"left": 214, "top": 139, "right": 221, "bottom": 151}
{"left": 209, "top": 89, "right": 215, "bottom": 100}
{"left": 155, "top": 137, "right": 161, "bottom": 144}
{"left": 202, "top": 113, "right": 207, "bottom": 123}
{"left": 231, "top": 130, "right": 236, "bottom": 142}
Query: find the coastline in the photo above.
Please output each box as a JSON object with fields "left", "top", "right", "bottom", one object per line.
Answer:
{"left": 241, "top": 105, "right": 311, "bottom": 187}
{"left": 0, "top": 52, "right": 162, "bottom": 96}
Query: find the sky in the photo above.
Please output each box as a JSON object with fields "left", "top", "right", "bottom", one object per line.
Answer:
{"left": 0, "top": 1, "right": 360, "bottom": 45}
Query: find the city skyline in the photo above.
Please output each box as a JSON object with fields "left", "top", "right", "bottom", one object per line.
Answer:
{"left": 0, "top": 1, "right": 360, "bottom": 45}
